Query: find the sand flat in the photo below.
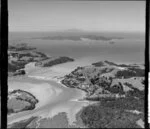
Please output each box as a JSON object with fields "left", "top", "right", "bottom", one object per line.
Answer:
{"left": 8, "top": 60, "right": 91, "bottom": 127}
{"left": 8, "top": 81, "right": 62, "bottom": 109}
{"left": 8, "top": 74, "right": 89, "bottom": 127}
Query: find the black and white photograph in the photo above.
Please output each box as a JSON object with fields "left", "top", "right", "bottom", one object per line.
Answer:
{"left": 7, "top": 0, "right": 145, "bottom": 128}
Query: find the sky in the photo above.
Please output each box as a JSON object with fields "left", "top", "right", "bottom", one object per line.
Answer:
{"left": 8, "top": 0, "right": 145, "bottom": 32}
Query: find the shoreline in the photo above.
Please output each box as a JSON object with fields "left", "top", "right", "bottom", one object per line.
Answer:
{"left": 8, "top": 58, "right": 145, "bottom": 127}
{"left": 27, "top": 74, "right": 88, "bottom": 100}
{"left": 8, "top": 72, "right": 90, "bottom": 126}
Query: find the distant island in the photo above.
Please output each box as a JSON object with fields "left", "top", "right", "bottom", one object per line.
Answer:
{"left": 61, "top": 60, "right": 144, "bottom": 128}
{"left": 33, "top": 33, "right": 123, "bottom": 41}
{"left": 8, "top": 43, "right": 74, "bottom": 76}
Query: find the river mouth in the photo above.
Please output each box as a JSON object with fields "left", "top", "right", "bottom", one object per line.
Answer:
{"left": 7, "top": 59, "right": 103, "bottom": 128}
{"left": 7, "top": 73, "right": 89, "bottom": 127}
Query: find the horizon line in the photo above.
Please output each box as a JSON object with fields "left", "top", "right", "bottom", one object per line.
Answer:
{"left": 9, "top": 30, "right": 145, "bottom": 34}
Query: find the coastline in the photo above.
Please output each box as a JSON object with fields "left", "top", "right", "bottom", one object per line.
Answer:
{"left": 27, "top": 74, "right": 88, "bottom": 100}
{"left": 8, "top": 64, "right": 90, "bottom": 127}
{"left": 8, "top": 52, "right": 145, "bottom": 128}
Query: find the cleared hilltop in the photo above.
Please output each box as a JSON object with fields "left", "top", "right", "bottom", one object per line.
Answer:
{"left": 62, "top": 60, "right": 145, "bottom": 128}
{"left": 8, "top": 89, "right": 39, "bottom": 115}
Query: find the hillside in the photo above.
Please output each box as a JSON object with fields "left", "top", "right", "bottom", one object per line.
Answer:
{"left": 62, "top": 60, "right": 145, "bottom": 128}
{"left": 35, "top": 56, "right": 74, "bottom": 67}
{"left": 8, "top": 89, "right": 39, "bottom": 115}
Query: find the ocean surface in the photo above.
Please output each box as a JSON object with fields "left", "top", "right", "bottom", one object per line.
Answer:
{"left": 9, "top": 31, "right": 145, "bottom": 64}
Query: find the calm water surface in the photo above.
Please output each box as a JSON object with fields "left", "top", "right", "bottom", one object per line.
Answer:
{"left": 9, "top": 32, "right": 145, "bottom": 64}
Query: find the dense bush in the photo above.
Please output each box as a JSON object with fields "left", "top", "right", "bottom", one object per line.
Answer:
{"left": 13, "top": 70, "right": 26, "bottom": 76}
{"left": 35, "top": 51, "right": 47, "bottom": 58}
{"left": 101, "top": 97, "right": 144, "bottom": 112}
{"left": 8, "top": 117, "right": 37, "bottom": 128}
{"left": 107, "top": 83, "right": 124, "bottom": 94}
{"left": 141, "top": 79, "right": 145, "bottom": 85}
{"left": 116, "top": 68, "right": 144, "bottom": 78}
{"left": 92, "top": 62, "right": 105, "bottom": 67}
{"left": 126, "top": 90, "right": 144, "bottom": 100}
{"left": 42, "top": 57, "right": 74, "bottom": 67}
{"left": 8, "top": 62, "right": 27, "bottom": 73}
{"left": 7, "top": 108, "right": 14, "bottom": 114}
{"left": 8, "top": 63, "right": 18, "bottom": 72}
{"left": 80, "top": 103, "right": 141, "bottom": 128}
{"left": 128, "top": 68, "right": 145, "bottom": 76}
{"left": 116, "top": 70, "right": 137, "bottom": 78}
{"left": 97, "top": 77, "right": 111, "bottom": 89}
{"left": 118, "top": 64, "right": 130, "bottom": 67}
{"left": 18, "top": 53, "right": 35, "bottom": 59}
{"left": 11, "top": 61, "right": 27, "bottom": 70}
{"left": 104, "top": 60, "right": 118, "bottom": 66}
